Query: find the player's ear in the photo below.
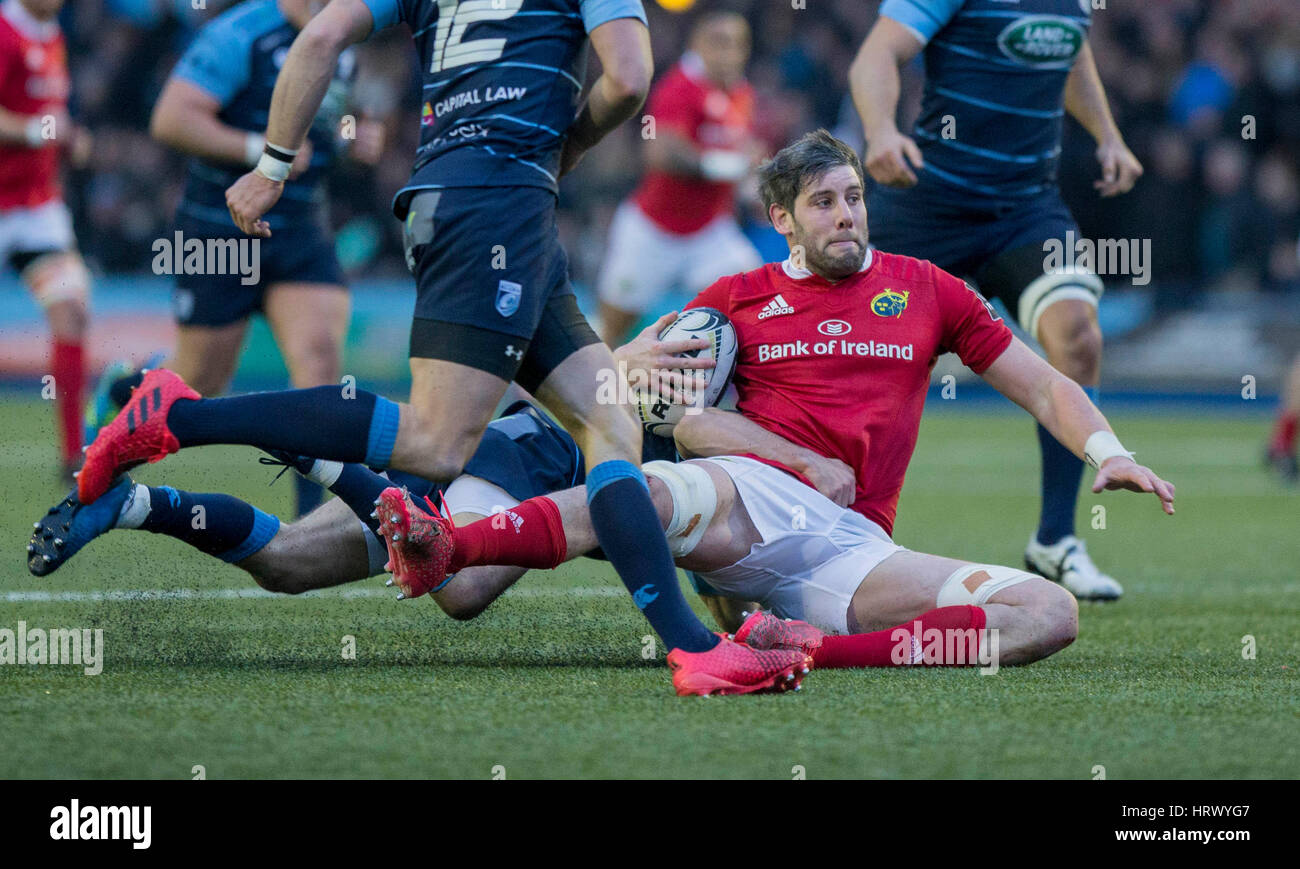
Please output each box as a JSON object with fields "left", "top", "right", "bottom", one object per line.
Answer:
{"left": 769, "top": 202, "right": 793, "bottom": 237}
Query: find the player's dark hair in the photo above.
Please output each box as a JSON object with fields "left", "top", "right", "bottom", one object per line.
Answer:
{"left": 758, "top": 129, "right": 865, "bottom": 221}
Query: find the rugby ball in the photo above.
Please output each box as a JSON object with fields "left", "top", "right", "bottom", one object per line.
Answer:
{"left": 634, "top": 307, "right": 737, "bottom": 438}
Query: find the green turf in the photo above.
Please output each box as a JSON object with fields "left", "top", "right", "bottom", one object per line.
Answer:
{"left": 1, "top": 396, "right": 1296, "bottom": 779}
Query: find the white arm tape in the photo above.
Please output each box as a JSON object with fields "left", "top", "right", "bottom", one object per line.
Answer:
{"left": 1084, "top": 430, "right": 1134, "bottom": 469}
{"left": 24, "top": 116, "right": 46, "bottom": 148}
{"left": 244, "top": 133, "right": 267, "bottom": 167}
{"left": 254, "top": 141, "right": 298, "bottom": 182}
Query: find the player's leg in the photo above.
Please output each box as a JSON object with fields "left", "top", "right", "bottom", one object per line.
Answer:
{"left": 844, "top": 551, "right": 1078, "bottom": 666}
{"left": 28, "top": 256, "right": 90, "bottom": 481}
{"left": 594, "top": 201, "right": 678, "bottom": 346}
{"left": 1267, "top": 349, "right": 1300, "bottom": 482}
{"left": 168, "top": 320, "right": 250, "bottom": 397}
{"left": 240, "top": 497, "right": 378, "bottom": 593}
{"left": 975, "top": 207, "right": 1118, "bottom": 600}
{"left": 13, "top": 199, "right": 91, "bottom": 481}
{"left": 263, "top": 279, "right": 351, "bottom": 516}
{"left": 526, "top": 327, "right": 724, "bottom": 655}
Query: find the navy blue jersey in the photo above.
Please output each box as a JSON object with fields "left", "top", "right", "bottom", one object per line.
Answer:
{"left": 881, "top": 0, "right": 1091, "bottom": 198}
{"left": 171, "top": 0, "right": 356, "bottom": 229}
{"left": 363, "top": 0, "right": 645, "bottom": 216}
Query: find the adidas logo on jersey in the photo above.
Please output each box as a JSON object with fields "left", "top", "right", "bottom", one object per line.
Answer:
{"left": 758, "top": 294, "right": 795, "bottom": 320}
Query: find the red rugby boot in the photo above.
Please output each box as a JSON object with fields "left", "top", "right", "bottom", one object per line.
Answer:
{"left": 77, "top": 368, "right": 199, "bottom": 503}
{"left": 375, "top": 486, "right": 456, "bottom": 599}
{"left": 732, "top": 610, "right": 825, "bottom": 657}
{"left": 667, "top": 637, "right": 812, "bottom": 696}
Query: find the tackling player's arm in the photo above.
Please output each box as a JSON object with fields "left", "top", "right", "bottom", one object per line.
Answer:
{"left": 849, "top": 5, "right": 937, "bottom": 187}
{"left": 559, "top": 16, "right": 652, "bottom": 177}
{"left": 980, "top": 339, "right": 1175, "bottom": 514}
{"left": 673, "top": 408, "right": 856, "bottom": 508}
{"left": 1065, "top": 41, "right": 1142, "bottom": 198}
{"left": 225, "top": 0, "right": 375, "bottom": 236}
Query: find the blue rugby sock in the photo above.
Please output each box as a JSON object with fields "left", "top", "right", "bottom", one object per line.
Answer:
{"left": 167, "top": 386, "right": 400, "bottom": 468}
{"left": 327, "top": 463, "right": 393, "bottom": 533}
{"left": 586, "top": 460, "right": 718, "bottom": 653}
{"left": 1035, "top": 385, "right": 1096, "bottom": 546}
{"left": 130, "top": 486, "right": 279, "bottom": 562}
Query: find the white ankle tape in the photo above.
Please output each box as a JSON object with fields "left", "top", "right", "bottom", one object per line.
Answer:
{"left": 116, "top": 484, "right": 151, "bottom": 529}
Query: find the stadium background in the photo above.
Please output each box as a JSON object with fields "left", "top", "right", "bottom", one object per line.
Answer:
{"left": 1, "top": 0, "right": 1297, "bottom": 395}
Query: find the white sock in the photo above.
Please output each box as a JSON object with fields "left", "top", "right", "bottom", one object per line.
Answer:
{"left": 115, "top": 484, "right": 151, "bottom": 529}
{"left": 307, "top": 460, "right": 344, "bottom": 489}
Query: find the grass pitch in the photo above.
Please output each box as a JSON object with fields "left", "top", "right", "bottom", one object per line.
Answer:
{"left": 1, "top": 395, "right": 1296, "bottom": 779}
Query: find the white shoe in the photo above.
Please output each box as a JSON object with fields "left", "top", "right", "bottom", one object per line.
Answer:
{"left": 1024, "top": 534, "right": 1123, "bottom": 601}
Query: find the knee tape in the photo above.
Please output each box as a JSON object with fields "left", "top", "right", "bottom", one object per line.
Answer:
{"left": 642, "top": 460, "right": 717, "bottom": 558}
{"left": 937, "top": 564, "right": 1035, "bottom": 607}
{"left": 1017, "top": 266, "right": 1103, "bottom": 342}
{"left": 24, "top": 253, "right": 90, "bottom": 308}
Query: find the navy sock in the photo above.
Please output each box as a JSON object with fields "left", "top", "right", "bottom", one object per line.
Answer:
{"left": 139, "top": 486, "right": 279, "bottom": 562}
{"left": 586, "top": 461, "right": 718, "bottom": 653}
{"left": 328, "top": 464, "right": 393, "bottom": 533}
{"left": 384, "top": 469, "right": 436, "bottom": 499}
{"left": 167, "top": 386, "right": 400, "bottom": 468}
{"left": 294, "top": 475, "right": 324, "bottom": 518}
{"left": 1035, "top": 386, "right": 1096, "bottom": 545}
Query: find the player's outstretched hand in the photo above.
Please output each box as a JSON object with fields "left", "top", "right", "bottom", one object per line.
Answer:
{"left": 796, "top": 450, "right": 856, "bottom": 508}
{"left": 1094, "top": 136, "right": 1143, "bottom": 197}
{"left": 225, "top": 171, "right": 283, "bottom": 238}
{"left": 615, "top": 311, "right": 716, "bottom": 404}
{"left": 1091, "top": 456, "right": 1175, "bottom": 515}
{"left": 865, "top": 128, "right": 923, "bottom": 188}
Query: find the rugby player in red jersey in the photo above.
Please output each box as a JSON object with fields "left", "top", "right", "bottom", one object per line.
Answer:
{"left": 0, "top": 0, "right": 91, "bottom": 482}
{"left": 373, "top": 130, "right": 1174, "bottom": 686}
{"left": 595, "top": 9, "right": 762, "bottom": 345}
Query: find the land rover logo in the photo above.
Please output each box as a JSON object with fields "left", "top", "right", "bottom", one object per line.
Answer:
{"left": 997, "top": 16, "right": 1085, "bottom": 68}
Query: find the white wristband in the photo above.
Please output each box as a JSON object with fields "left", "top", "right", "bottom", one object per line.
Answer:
{"left": 244, "top": 133, "right": 266, "bottom": 167}
{"left": 24, "top": 117, "right": 46, "bottom": 148}
{"left": 699, "top": 150, "right": 749, "bottom": 182}
{"left": 1084, "top": 431, "right": 1133, "bottom": 469}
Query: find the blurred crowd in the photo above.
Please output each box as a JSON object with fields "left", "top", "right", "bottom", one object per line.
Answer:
{"left": 58, "top": 0, "right": 1300, "bottom": 305}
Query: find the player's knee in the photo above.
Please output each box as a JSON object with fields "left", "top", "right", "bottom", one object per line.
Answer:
{"left": 1047, "top": 314, "right": 1102, "bottom": 379}
{"left": 249, "top": 561, "right": 312, "bottom": 595}
{"left": 1040, "top": 580, "right": 1079, "bottom": 652}
{"left": 285, "top": 331, "right": 343, "bottom": 386}
{"left": 1018, "top": 576, "right": 1077, "bottom": 656}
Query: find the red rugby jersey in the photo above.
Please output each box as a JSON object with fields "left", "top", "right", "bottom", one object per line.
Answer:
{"left": 686, "top": 249, "right": 1013, "bottom": 536}
{"left": 0, "top": 0, "right": 67, "bottom": 209}
{"left": 632, "top": 55, "right": 754, "bottom": 235}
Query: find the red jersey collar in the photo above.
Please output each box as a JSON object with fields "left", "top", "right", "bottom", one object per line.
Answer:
{"left": 779, "top": 246, "right": 874, "bottom": 284}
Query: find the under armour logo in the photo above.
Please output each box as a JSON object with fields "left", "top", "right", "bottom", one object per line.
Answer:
{"left": 504, "top": 345, "right": 523, "bottom": 361}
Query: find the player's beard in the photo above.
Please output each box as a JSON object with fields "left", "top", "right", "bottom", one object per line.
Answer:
{"left": 792, "top": 222, "right": 867, "bottom": 281}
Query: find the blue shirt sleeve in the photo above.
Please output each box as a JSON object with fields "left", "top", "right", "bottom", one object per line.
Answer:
{"left": 171, "top": 17, "right": 252, "bottom": 106}
{"left": 361, "top": 0, "right": 404, "bottom": 31}
{"left": 879, "top": 0, "right": 965, "bottom": 44}
{"left": 579, "top": 0, "right": 647, "bottom": 33}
